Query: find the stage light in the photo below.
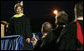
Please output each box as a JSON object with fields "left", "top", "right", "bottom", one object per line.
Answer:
{"left": 53, "top": 10, "right": 58, "bottom": 15}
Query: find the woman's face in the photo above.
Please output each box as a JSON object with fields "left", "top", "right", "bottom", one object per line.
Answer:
{"left": 16, "top": 6, "right": 22, "bottom": 14}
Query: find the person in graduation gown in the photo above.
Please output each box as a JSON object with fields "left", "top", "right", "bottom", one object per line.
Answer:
{"left": 58, "top": 2, "right": 83, "bottom": 50}
{"left": 33, "top": 22, "right": 53, "bottom": 50}
{"left": 6, "top": 3, "right": 32, "bottom": 50}
{"left": 40, "top": 11, "right": 69, "bottom": 50}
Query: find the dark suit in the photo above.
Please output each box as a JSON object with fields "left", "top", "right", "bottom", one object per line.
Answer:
{"left": 58, "top": 20, "right": 83, "bottom": 50}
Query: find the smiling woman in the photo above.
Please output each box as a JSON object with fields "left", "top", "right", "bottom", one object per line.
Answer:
{"left": 6, "top": 3, "right": 32, "bottom": 50}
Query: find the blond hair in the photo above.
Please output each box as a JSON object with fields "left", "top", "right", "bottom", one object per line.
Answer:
{"left": 14, "top": 3, "right": 23, "bottom": 13}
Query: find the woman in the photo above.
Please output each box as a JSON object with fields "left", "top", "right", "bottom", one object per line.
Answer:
{"left": 7, "top": 3, "right": 32, "bottom": 50}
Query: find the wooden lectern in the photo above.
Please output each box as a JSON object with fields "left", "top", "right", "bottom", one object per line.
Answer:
{"left": 1, "top": 21, "right": 9, "bottom": 36}
{"left": 1, "top": 24, "right": 5, "bottom": 36}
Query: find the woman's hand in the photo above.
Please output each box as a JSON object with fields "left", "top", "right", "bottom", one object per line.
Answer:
{"left": 31, "top": 37, "right": 38, "bottom": 47}
{"left": 26, "top": 38, "right": 31, "bottom": 43}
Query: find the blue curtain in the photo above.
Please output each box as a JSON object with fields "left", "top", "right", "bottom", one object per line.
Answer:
{"left": 1, "top": 35, "right": 24, "bottom": 50}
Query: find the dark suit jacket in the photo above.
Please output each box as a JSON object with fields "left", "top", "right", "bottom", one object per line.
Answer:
{"left": 58, "top": 20, "right": 83, "bottom": 50}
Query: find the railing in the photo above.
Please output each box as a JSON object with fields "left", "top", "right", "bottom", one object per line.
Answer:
{"left": 1, "top": 35, "right": 23, "bottom": 50}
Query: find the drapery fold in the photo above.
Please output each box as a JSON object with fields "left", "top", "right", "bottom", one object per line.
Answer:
{"left": 1, "top": 35, "right": 23, "bottom": 50}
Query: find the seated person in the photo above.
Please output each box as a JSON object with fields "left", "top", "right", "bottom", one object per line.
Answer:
{"left": 32, "top": 22, "right": 53, "bottom": 50}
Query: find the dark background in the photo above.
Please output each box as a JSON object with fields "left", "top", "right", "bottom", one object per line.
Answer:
{"left": 1, "top": 1, "right": 80, "bottom": 33}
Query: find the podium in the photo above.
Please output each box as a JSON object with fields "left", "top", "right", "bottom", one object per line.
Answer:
{"left": 1, "top": 35, "right": 24, "bottom": 50}
{"left": 1, "top": 21, "right": 9, "bottom": 36}
{"left": 1, "top": 24, "right": 5, "bottom": 36}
